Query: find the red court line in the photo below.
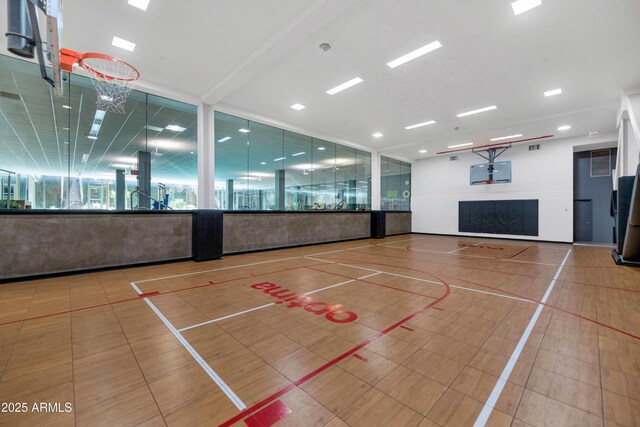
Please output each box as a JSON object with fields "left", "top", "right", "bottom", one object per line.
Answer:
{"left": 506, "top": 245, "right": 532, "bottom": 259}
{"left": 0, "top": 262, "right": 329, "bottom": 328}
{"left": 303, "top": 265, "right": 438, "bottom": 300}
{"left": 244, "top": 400, "right": 291, "bottom": 427}
{"left": 317, "top": 255, "right": 640, "bottom": 341}
{"left": 353, "top": 354, "right": 368, "bottom": 362}
{"left": 218, "top": 269, "right": 452, "bottom": 427}
{"left": 400, "top": 325, "right": 414, "bottom": 331}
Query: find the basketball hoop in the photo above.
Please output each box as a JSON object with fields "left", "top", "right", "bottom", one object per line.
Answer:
{"left": 483, "top": 179, "right": 494, "bottom": 184}
{"left": 60, "top": 48, "right": 140, "bottom": 114}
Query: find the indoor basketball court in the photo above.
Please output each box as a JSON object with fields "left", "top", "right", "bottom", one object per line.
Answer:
{"left": 1, "top": 0, "right": 640, "bottom": 427}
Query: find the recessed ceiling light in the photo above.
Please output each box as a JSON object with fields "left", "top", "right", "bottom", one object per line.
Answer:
{"left": 405, "top": 120, "right": 436, "bottom": 130}
{"left": 457, "top": 106, "right": 497, "bottom": 117}
{"left": 290, "top": 103, "right": 306, "bottom": 110}
{"left": 260, "top": 162, "right": 267, "bottom": 165}
{"left": 588, "top": 131, "right": 600, "bottom": 137}
{"left": 112, "top": 36, "right": 136, "bottom": 52}
{"left": 317, "top": 146, "right": 326, "bottom": 151}
{"left": 291, "top": 152, "right": 306, "bottom": 157}
{"left": 217, "top": 136, "right": 231, "bottom": 142}
{"left": 62, "top": 127, "right": 69, "bottom": 130}
{"left": 63, "top": 141, "right": 69, "bottom": 144}
{"left": 387, "top": 41, "right": 442, "bottom": 69}
{"left": 238, "top": 128, "right": 250, "bottom": 133}
{"left": 62, "top": 105, "right": 71, "bottom": 109}
{"left": 490, "top": 133, "right": 522, "bottom": 141}
{"left": 273, "top": 157, "right": 286, "bottom": 162}
{"left": 326, "top": 77, "right": 363, "bottom": 95}
{"left": 372, "top": 132, "right": 383, "bottom": 138}
{"left": 448, "top": 142, "right": 474, "bottom": 148}
{"left": 419, "top": 149, "right": 427, "bottom": 154}
{"left": 544, "top": 88, "right": 562, "bottom": 97}
{"left": 557, "top": 125, "right": 571, "bottom": 131}
{"left": 87, "top": 136, "right": 98, "bottom": 140}
{"left": 145, "top": 125, "right": 163, "bottom": 132}
{"left": 511, "top": 0, "right": 542, "bottom": 16}
{"left": 128, "top": 0, "right": 150, "bottom": 11}
{"left": 165, "top": 124, "right": 186, "bottom": 132}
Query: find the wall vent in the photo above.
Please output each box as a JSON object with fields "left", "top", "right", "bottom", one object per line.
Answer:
{"left": 449, "top": 155, "right": 458, "bottom": 161}
{"left": 590, "top": 149, "right": 611, "bottom": 177}
{"left": 528, "top": 144, "right": 540, "bottom": 151}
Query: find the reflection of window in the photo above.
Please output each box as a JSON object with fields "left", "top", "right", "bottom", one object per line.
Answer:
{"left": 0, "top": 54, "right": 198, "bottom": 210}
{"left": 214, "top": 112, "right": 372, "bottom": 211}
{"left": 381, "top": 156, "right": 411, "bottom": 211}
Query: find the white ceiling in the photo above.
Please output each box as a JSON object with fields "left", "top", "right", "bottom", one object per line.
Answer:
{"left": 1, "top": 0, "right": 639, "bottom": 164}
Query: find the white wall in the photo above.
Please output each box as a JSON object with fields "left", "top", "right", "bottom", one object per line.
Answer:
{"left": 412, "top": 135, "right": 616, "bottom": 243}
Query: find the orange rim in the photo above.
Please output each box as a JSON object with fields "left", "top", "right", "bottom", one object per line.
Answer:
{"left": 78, "top": 52, "right": 140, "bottom": 82}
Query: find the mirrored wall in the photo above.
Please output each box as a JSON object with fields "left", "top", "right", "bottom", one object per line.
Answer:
{"left": 381, "top": 156, "right": 411, "bottom": 211}
{"left": 0, "top": 54, "right": 197, "bottom": 210}
{"left": 214, "top": 112, "right": 371, "bottom": 210}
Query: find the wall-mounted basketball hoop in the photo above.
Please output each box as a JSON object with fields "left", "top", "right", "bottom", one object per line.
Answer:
{"left": 60, "top": 48, "right": 140, "bottom": 114}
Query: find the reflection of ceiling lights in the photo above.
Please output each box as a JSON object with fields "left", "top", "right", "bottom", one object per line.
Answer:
{"left": 145, "top": 125, "right": 164, "bottom": 132}
{"left": 88, "top": 136, "right": 98, "bottom": 140}
{"left": 456, "top": 105, "right": 497, "bottom": 117}
{"left": 260, "top": 161, "right": 266, "bottom": 165}
{"left": 62, "top": 105, "right": 71, "bottom": 109}
{"left": 387, "top": 41, "right": 442, "bottom": 69}
{"left": 112, "top": 163, "right": 132, "bottom": 168}
{"left": 100, "top": 95, "right": 113, "bottom": 102}
{"left": 273, "top": 157, "right": 286, "bottom": 162}
{"left": 317, "top": 147, "right": 326, "bottom": 151}
{"left": 291, "top": 152, "right": 305, "bottom": 157}
{"left": 326, "top": 77, "right": 363, "bottom": 95}
{"left": 217, "top": 136, "right": 231, "bottom": 142}
{"left": 165, "top": 124, "right": 186, "bottom": 132}
{"left": 238, "top": 128, "right": 250, "bottom": 133}
{"left": 81, "top": 154, "right": 89, "bottom": 163}
{"left": 89, "top": 109, "right": 106, "bottom": 138}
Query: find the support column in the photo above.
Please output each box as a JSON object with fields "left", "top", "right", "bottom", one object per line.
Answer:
{"left": 227, "top": 179, "right": 234, "bottom": 210}
{"left": 371, "top": 152, "right": 381, "bottom": 210}
{"left": 197, "top": 103, "right": 215, "bottom": 208}
{"left": 115, "top": 169, "right": 125, "bottom": 210}
{"left": 275, "top": 169, "right": 285, "bottom": 210}
{"left": 348, "top": 179, "right": 356, "bottom": 210}
{"left": 137, "top": 151, "right": 151, "bottom": 209}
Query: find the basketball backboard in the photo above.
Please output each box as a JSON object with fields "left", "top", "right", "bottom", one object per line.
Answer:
{"left": 5, "top": 0, "right": 63, "bottom": 95}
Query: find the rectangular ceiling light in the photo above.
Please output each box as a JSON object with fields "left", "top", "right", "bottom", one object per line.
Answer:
{"left": 557, "top": 125, "right": 571, "bottom": 131}
{"left": 81, "top": 154, "right": 89, "bottom": 163}
{"left": 387, "top": 41, "right": 442, "bottom": 69}
{"left": 217, "top": 136, "right": 231, "bottom": 142}
{"left": 291, "top": 152, "right": 305, "bottom": 156}
{"left": 326, "top": 77, "right": 363, "bottom": 95}
{"left": 165, "top": 124, "right": 186, "bottom": 132}
{"left": 112, "top": 36, "right": 136, "bottom": 52}
{"left": 511, "top": 0, "right": 542, "bottom": 15}
{"left": 447, "top": 142, "right": 474, "bottom": 148}
{"left": 128, "top": 0, "right": 150, "bottom": 11}
{"left": 290, "top": 104, "right": 306, "bottom": 110}
{"left": 145, "top": 125, "right": 163, "bottom": 132}
{"left": 544, "top": 88, "right": 562, "bottom": 97}
{"left": 456, "top": 105, "right": 497, "bottom": 117}
{"left": 490, "top": 133, "right": 522, "bottom": 141}
{"left": 89, "top": 109, "right": 106, "bottom": 137}
{"left": 405, "top": 120, "right": 436, "bottom": 130}
{"left": 273, "top": 157, "right": 286, "bottom": 162}
{"left": 238, "top": 128, "right": 250, "bottom": 133}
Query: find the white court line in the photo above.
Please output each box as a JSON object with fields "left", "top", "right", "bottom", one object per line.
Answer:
{"left": 473, "top": 249, "right": 572, "bottom": 427}
{"left": 134, "top": 256, "right": 302, "bottom": 284}
{"left": 177, "top": 272, "right": 380, "bottom": 333}
{"left": 129, "top": 282, "right": 246, "bottom": 410}
{"left": 447, "top": 241, "right": 485, "bottom": 254}
{"left": 305, "top": 256, "right": 535, "bottom": 304}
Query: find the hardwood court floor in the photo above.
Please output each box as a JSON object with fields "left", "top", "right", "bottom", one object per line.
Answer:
{"left": 0, "top": 234, "right": 639, "bottom": 427}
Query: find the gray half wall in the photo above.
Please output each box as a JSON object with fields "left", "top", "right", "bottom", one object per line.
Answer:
{"left": 386, "top": 212, "right": 412, "bottom": 235}
{"left": 0, "top": 213, "right": 192, "bottom": 280}
{"left": 223, "top": 212, "right": 371, "bottom": 253}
